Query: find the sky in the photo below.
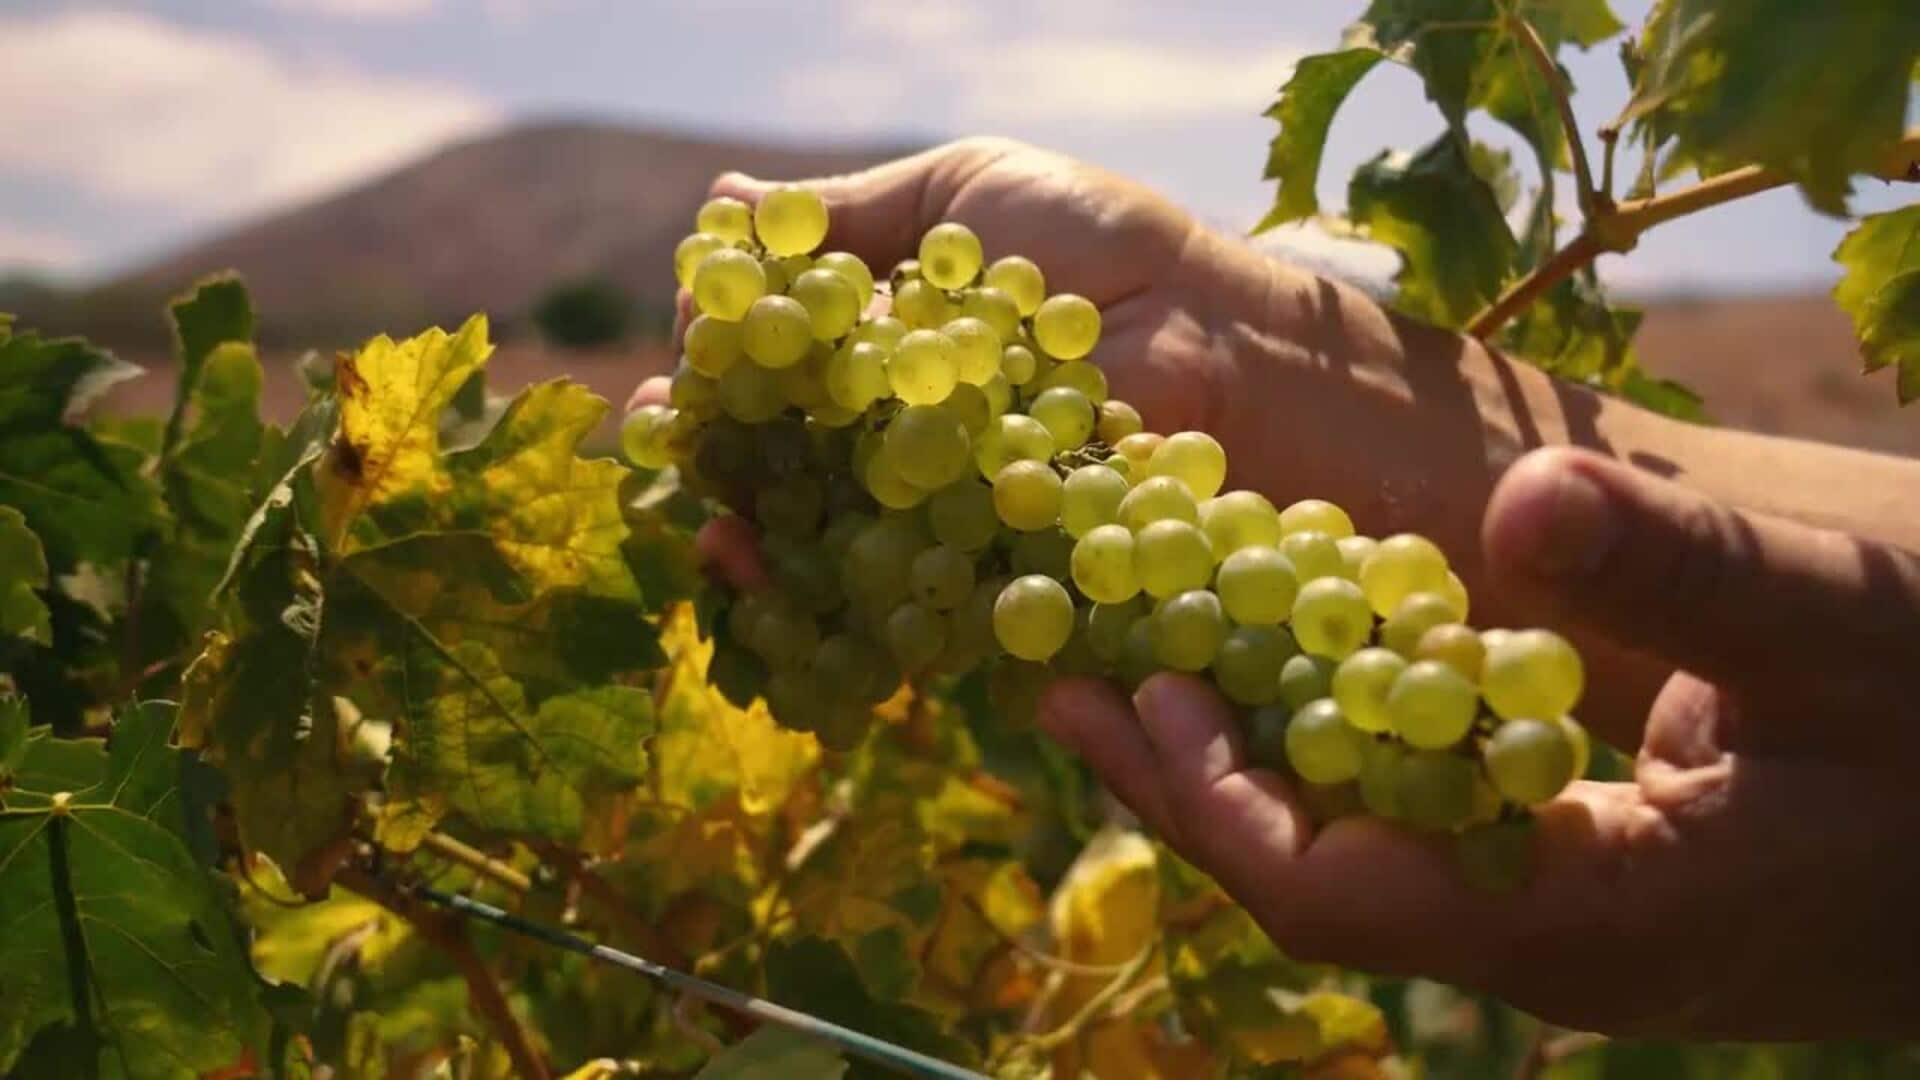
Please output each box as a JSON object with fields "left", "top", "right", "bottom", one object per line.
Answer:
{"left": 1, "top": 0, "right": 1913, "bottom": 295}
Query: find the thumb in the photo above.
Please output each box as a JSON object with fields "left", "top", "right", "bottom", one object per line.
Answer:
{"left": 1481, "top": 447, "right": 1920, "bottom": 694}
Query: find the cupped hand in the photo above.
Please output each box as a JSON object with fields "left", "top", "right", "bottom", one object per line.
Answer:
{"left": 1039, "top": 446, "right": 1920, "bottom": 1040}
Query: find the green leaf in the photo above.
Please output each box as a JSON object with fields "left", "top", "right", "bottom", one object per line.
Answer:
{"left": 1861, "top": 272, "right": 1920, "bottom": 403}
{"left": 1629, "top": 0, "right": 1920, "bottom": 213}
{"left": 1349, "top": 136, "right": 1518, "bottom": 328}
{"left": 1833, "top": 205, "right": 1920, "bottom": 400}
{"left": 0, "top": 702, "right": 266, "bottom": 1077}
{"left": 763, "top": 937, "right": 977, "bottom": 1075}
{"left": 696, "top": 1027, "right": 846, "bottom": 1080}
{"left": 0, "top": 507, "right": 50, "bottom": 645}
{"left": 1255, "top": 49, "right": 1383, "bottom": 232}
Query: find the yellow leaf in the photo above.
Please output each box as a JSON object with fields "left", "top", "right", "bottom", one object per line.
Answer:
{"left": 654, "top": 609, "right": 818, "bottom": 815}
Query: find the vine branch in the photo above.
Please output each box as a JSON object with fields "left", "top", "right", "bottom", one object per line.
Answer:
{"left": 421, "top": 830, "right": 532, "bottom": 894}
{"left": 1508, "top": 11, "right": 1597, "bottom": 217}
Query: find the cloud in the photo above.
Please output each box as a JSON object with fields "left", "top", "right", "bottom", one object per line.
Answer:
{"left": 264, "top": 0, "right": 436, "bottom": 19}
{"left": 0, "top": 9, "right": 501, "bottom": 219}
{"left": 0, "top": 220, "right": 85, "bottom": 274}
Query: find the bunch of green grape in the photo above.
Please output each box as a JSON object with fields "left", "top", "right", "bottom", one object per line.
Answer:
{"left": 626, "top": 188, "right": 1592, "bottom": 889}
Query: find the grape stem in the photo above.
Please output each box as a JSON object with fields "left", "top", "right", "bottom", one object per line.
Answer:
{"left": 1507, "top": 10, "right": 1598, "bottom": 220}
{"left": 421, "top": 829, "right": 532, "bottom": 894}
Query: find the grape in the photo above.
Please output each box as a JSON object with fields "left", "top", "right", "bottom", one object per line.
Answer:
{"left": 1133, "top": 520, "right": 1214, "bottom": 598}
{"left": 905, "top": 544, "right": 973, "bottom": 611}
{"left": 778, "top": 351, "right": 832, "bottom": 410}
{"left": 1278, "top": 530, "right": 1345, "bottom": 582}
{"left": 1290, "top": 576, "right": 1371, "bottom": 659}
{"left": 1153, "top": 589, "right": 1228, "bottom": 672}
{"left": 1086, "top": 597, "right": 1145, "bottom": 662}
{"left": 826, "top": 341, "right": 890, "bottom": 409}
{"left": 765, "top": 666, "right": 825, "bottom": 729}
{"left": 893, "top": 279, "right": 955, "bottom": 329}
{"left": 755, "top": 185, "right": 829, "bottom": 256}
{"left": 1394, "top": 751, "right": 1477, "bottom": 830}
{"left": 1560, "top": 716, "right": 1591, "bottom": 780}
{"left": 768, "top": 541, "right": 840, "bottom": 613}
{"left": 756, "top": 481, "right": 823, "bottom": 537}
{"left": 863, "top": 444, "right": 928, "bottom": 510}
{"left": 1214, "top": 545, "right": 1298, "bottom": 625}
{"left": 961, "top": 286, "right": 1021, "bottom": 341}
{"left": 1147, "top": 431, "right": 1227, "bottom": 500}
{"left": 927, "top": 480, "right": 998, "bottom": 551}
{"left": 919, "top": 222, "right": 984, "bottom": 289}
{"left": 1481, "top": 629, "right": 1584, "bottom": 720}
{"left": 1060, "top": 464, "right": 1129, "bottom": 537}
{"left": 1096, "top": 400, "right": 1143, "bottom": 444}
{"left": 1029, "top": 387, "right": 1095, "bottom": 451}
{"left": 1214, "top": 624, "right": 1295, "bottom": 706}
{"left": 1349, "top": 738, "right": 1401, "bottom": 818}
{"left": 950, "top": 577, "right": 1004, "bottom": 657}
{"left": 891, "top": 258, "right": 922, "bottom": 283}
{"left": 888, "top": 329, "right": 960, "bottom": 405}
{"left": 974, "top": 414, "right": 1054, "bottom": 479}
{"left": 674, "top": 232, "right": 727, "bottom": 287}
{"left": 1359, "top": 533, "right": 1450, "bottom": 617}
{"left": 993, "top": 575, "right": 1074, "bottom": 661}
{"left": 1279, "top": 498, "right": 1355, "bottom": 539}
{"left": 1011, "top": 529, "right": 1073, "bottom": 579}
{"left": 1439, "top": 571, "right": 1470, "bottom": 620}
{"left": 696, "top": 196, "right": 753, "bottom": 243}
{"left": 886, "top": 404, "right": 970, "bottom": 490}
{"left": 1457, "top": 821, "right": 1533, "bottom": 893}
{"left": 1244, "top": 704, "right": 1290, "bottom": 771}
{"left": 1336, "top": 535, "right": 1377, "bottom": 579}
{"left": 1277, "top": 653, "right": 1334, "bottom": 710}
{"left": 814, "top": 633, "right": 894, "bottom": 705}
{"left": 1331, "top": 647, "right": 1407, "bottom": 734}
{"left": 941, "top": 382, "right": 992, "bottom": 435}
{"left": 886, "top": 601, "right": 948, "bottom": 672}
{"left": 789, "top": 268, "right": 861, "bottom": 340}
{"left": 1000, "top": 343, "right": 1038, "bottom": 385}
{"left": 1111, "top": 432, "right": 1164, "bottom": 477}
{"left": 1414, "top": 623, "right": 1485, "bottom": 680}
{"left": 1033, "top": 294, "right": 1101, "bottom": 359}
{"left": 981, "top": 372, "right": 1013, "bottom": 417}
{"left": 983, "top": 255, "right": 1046, "bottom": 315}
{"left": 1117, "top": 475, "right": 1199, "bottom": 530}
{"left": 944, "top": 316, "right": 1003, "bottom": 385}
{"left": 1070, "top": 524, "right": 1139, "bottom": 604}
{"left": 751, "top": 604, "right": 819, "bottom": 670}
{"left": 760, "top": 255, "right": 792, "bottom": 295}
{"left": 621, "top": 405, "right": 676, "bottom": 469}
{"left": 1116, "top": 615, "right": 1161, "bottom": 685}
{"left": 844, "top": 517, "right": 925, "bottom": 607}
{"left": 853, "top": 315, "right": 908, "bottom": 350}
{"left": 1199, "top": 490, "right": 1282, "bottom": 554}
{"left": 716, "top": 361, "right": 785, "bottom": 423}
{"left": 1284, "top": 699, "right": 1365, "bottom": 784}
{"left": 693, "top": 247, "right": 768, "bottom": 320}
{"left": 814, "top": 251, "right": 875, "bottom": 309}
{"left": 1484, "top": 718, "right": 1576, "bottom": 804}
{"left": 741, "top": 295, "right": 813, "bottom": 368}
{"left": 1039, "top": 361, "right": 1108, "bottom": 403}
{"left": 1379, "top": 592, "right": 1458, "bottom": 656}
{"left": 684, "top": 315, "right": 744, "bottom": 377}
{"left": 1386, "top": 660, "right": 1479, "bottom": 749}
{"left": 992, "top": 460, "right": 1064, "bottom": 531}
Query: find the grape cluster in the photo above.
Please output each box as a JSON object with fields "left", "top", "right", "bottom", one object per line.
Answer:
{"left": 627, "top": 189, "right": 1592, "bottom": 888}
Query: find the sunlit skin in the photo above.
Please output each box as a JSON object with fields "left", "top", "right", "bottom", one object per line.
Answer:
{"left": 632, "top": 138, "right": 1920, "bottom": 1038}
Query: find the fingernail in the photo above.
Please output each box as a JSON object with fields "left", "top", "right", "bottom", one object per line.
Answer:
{"left": 1511, "top": 461, "right": 1619, "bottom": 578}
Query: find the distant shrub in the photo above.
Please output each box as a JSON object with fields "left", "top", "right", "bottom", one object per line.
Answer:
{"left": 532, "top": 276, "right": 633, "bottom": 348}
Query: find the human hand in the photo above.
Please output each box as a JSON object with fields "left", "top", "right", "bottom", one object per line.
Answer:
{"left": 1037, "top": 445, "right": 1920, "bottom": 1039}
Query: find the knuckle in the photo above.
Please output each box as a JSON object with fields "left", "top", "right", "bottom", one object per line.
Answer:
{"left": 1664, "top": 497, "right": 1749, "bottom": 609}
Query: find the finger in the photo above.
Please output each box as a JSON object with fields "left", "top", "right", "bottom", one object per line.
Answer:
{"left": 1037, "top": 677, "right": 1174, "bottom": 836}
{"left": 694, "top": 515, "right": 770, "bottom": 592}
{"left": 1481, "top": 447, "right": 1920, "bottom": 693}
{"left": 672, "top": 288, "right": 694, "bottom": 349}
{"left": 627, "top": 375, "right": 670, "bottom": 413}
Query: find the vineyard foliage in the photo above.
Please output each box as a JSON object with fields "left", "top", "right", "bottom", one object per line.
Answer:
{"left": 0, "top": 1, "right": 1917, "bottom": 1078}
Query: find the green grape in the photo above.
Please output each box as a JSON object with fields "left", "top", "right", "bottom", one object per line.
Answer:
{"left": 943, "top": 316, "right": 1003, "bottom": 385}
{"left": 992, "top": 460, "right": 1063, "bottom": 531}
{"left": 1052, "top": 606, "right": 1104, "bottom": 677}
{"left": 1379, "top": 591, "right": 1457, "bottom": 656}
{"left": 885, "top": 404, "right": 970, "bottom": 490}
{"left": 768, "top": 540, "right": 840, "bottom": 613}
{"left": 853, "top": 314, "right": 908, "bottom": 349}
{"left": 1116, "top": 615, "right": 1161, "bottom": 685}
{"left": 1010, "top": 529, "right": 1073, "bottom": 579}
{"left": 891, "top": 258, "right": 922, "bottom": 283}
{"left": 621, "top": 405, "right": 675, "bottom": 469}
{"left": 1279, "top": 498, "right": 1355, "bottom": 539}
{"left": 820, "top": 511, "right": 874, "bottom": 560}
{"left": 754, "top": 185, "right": 829, "bottom": 256}
{"left": 1214, "top": 545, "right": 1298, "bottom": 625}
{"left": 927, "top": 480, "right": 998, "bottom": 551}
{"left": 885, "top": 601, "right": 948, "bottom": 673}
{"left": 1356, "top": 738, "right": 1405, "bottom": 818}
{"left": 919, "top": 222, "right": 984, "bottom": 289}
{"left": 1484, "top": 718, "right": 1577, "bottom": 804}
{"left": 1199, "top": 490, "right": 1283, "bottom": 554}
{"left": 684, "top": 314, "right": 744, "bottom": 377}
{"left": 789, "top": 268, "right": 861, "bottom": 340}
{"left": 1336, "top": 535, "right": 1377, "bottom": 579}
{"left": 1000, "top": 343, "right": 1038, "bottom": 385}
{"left": 814, "top": 700, "right": 876, "bottom": 751}
{"left": 981, "top": 372, "right": 1013, "bottom": 416}
{"left": 756, "top": 480, "right": 823, "bottom": 537}
{"left": 814, "top": 251, "right": 875, "bottom": 309}
{"left": 1481, "top": 629, "right": 1584, "bottom": 720}
{"left": 1290, "top": 576, "right": 1371, "bottom": 659}
{"left": 974, "top": 414, "right": 1054, "bottom": 479}
{"left": 1147, "top": 431, "right": 1227, "bottom": 500}
{"left": 950, "top": 576, "right": 1006, "bottom": 656}
{"left": 1331, "top": 647, "right": 1407, "bottom": 734}
{"left": 1284, "top": 699, "right": 1365, "bottom": 784}
{"left": 1414, "top": 623, "right": 1485, "bottom": 680}
{"left": 776, "top": 345, "right": 832, "bottom": 409}
{"left": 1070, "top": 524, "right": 1139, "bottom": 603}
{"left": 1028, "top": 386, "right": 1095, "bottom": 451}
{"left": 1560, "top": 715, "right": 1591, "bottom": 780}
{"left": 814, "top": 633, "right": 895, "bottom": 705}
{"left": 1244, "top": 704, "right": 1291, "bottom": 771}
{"left": 1358, "top": 533, "right": 1450, "bottom": 617}
{"left": 1386, "top": 660, "right": 1479, "bottom": 749}
{"left": 1278, "top": 529, "right": 1345, "bottom": 582}
{"left": 1438, "top": 571, "right": 1470, "bottom": 620}
{"left": 1132, "top": 519, "right": 1214, "bottom": 599}
{"left": 942, "top": 382, "right": 992, "bottom": 435}
{"left": 1039, "top": 360, "right": 1108, "bottom": 403}
{"left": 844, "top": 516, "right": 926, "bottom": 607}
{"left": 1086, "top": 597, "right": 1145, "bottom": 662}
{"left": 696, "top": 196, "right": 754, "bottom": 244}
{"left": 1117, "top": 475, "right": 1199, "bottom": 530}
{"left": 983, "top": 255, "right": 1046, "bottom": 315}
{"left": 777, "top": 253, "right": 815, "bottom": 282}
{"left": 765, "top": 666, "right": 825, "bottom": 730}
{"left": 1395, "top": 751, "right": 1477, "bottom": 831}
{"left": 1111, "top": 433, "right": 1163, "bottom": 478}
{"left": 751, "top": 604, "right": 819, "bottom": 670}
{"left": 888, "top": 329, "right": 959, "bottom": 405}
{"left": 826, "top": 340, "right": 890, "bottom": 409}
{"left": 674, "top": 232, "right": 727, "bottom": 287}
{"left": 866, "top": 457, "right": 930, "bottom": 512}
{"left": 993, "top": 574, "right": 1074, "bottom": 661}
{"left": 1060, "top": 464, "right": 1129, "bottom": 537}
{"left": 760, "top": 254, "right": 792, "bottom": 295}
{"left": 1457, "top": 821, "right": 1534, "bottom": 892}
{"left": 716, "top": 360, "right": 785, "bottom": 423}
{"left": 1096, "top": 399, "right": 1143, "bottom": 444}
{"left": 893, "top": 278, "right": 955, "bottom": 329}
{"left": 1152, "top": 589, "right": 1228, "bottom": 672}
{"left": 1214, "top": 624, "right": 1296, "bottom": 706}
{"left": 910, "top": 544, "right": 975, "bottom": 610}
{"left": 1033, "top": 293, "right": 1101, "bottom": 359}
{"left": 961, "top": 286, "right": 1022, "bottom": 341}
{"left": 692, "top": 247, "right": 768, "bottom": 321}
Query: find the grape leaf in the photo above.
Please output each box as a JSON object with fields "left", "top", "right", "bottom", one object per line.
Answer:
{"left": 1349, "top": 136, "right": 1518, "bottom": 328}
{"left": 1255, "top": 49, "right": 1384, "bottom": 232}
{"left": 695, "top": 1026, "right": 846, "bottom": 1080}
{"left": 0, "top": 507, "right": 50, "bottom": 645}
{"left": 762, "top": 937, "right": 977, "bottom": 1075}
{"left": 1628, "top": 0, "right": 1920, "bottom": 214}
{"left": 0, "top": 702, "right": 266, "bottom": 1077}
{"left": 1833, "top": 205, "right": 1920, "bottom": 401}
